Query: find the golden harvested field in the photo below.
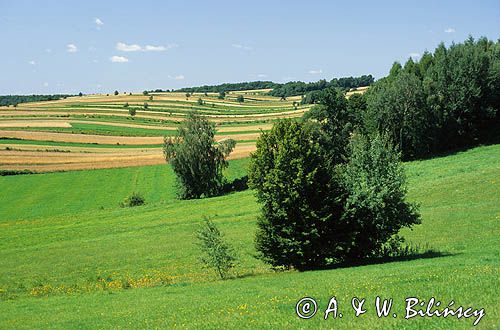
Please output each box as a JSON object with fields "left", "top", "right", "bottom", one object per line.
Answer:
{"left": 0, "top": 90, "right": 302, "bottom": 172}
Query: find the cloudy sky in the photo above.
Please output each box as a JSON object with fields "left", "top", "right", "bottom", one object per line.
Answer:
{"left": 0, "top": 0, "right": 498, "bottom": 94}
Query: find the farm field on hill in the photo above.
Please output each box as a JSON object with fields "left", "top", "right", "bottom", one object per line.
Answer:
{"left": 0, "top": 91, "right": 311, "bottom": 172}
{"left": 0, "top": 144, "right": 498, "bottom": 329}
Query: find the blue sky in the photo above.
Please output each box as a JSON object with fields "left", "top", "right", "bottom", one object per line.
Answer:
{"left": 1, "top": 0, "right": 498, "bottom": 94}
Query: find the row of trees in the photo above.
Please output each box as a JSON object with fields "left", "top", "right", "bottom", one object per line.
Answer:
{"left": 163, "top": 76, "right": 373, "bottom": 97}
{"left": 268, "top": 75, "right": 374, "bottom": 98}
{"left": 176, "top": 81, "right": 278, "bottom": 93}
{"left": 0, "top": 94, "right": 73, "bottom": 107}
{"left": 365, "top": 36, "right": 499, "bottom": 159}
{"left": 297, "top": 37, "right": 499, "bottom": 160}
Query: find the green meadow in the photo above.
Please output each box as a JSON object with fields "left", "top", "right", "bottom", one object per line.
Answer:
{"left": 0, "top": 145, "right": 498, "bottom": 329}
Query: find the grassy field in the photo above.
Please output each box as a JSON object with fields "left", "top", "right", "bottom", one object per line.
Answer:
{"left": 0, "top": 90, "right": 309, "bottom": 171}
{"left": 0, "top": 144, "right": 498, "bottom": 329}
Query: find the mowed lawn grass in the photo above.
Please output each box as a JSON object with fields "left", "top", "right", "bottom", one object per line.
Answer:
{"left": 0, "top": 145, "right": 498, "bottom": 329}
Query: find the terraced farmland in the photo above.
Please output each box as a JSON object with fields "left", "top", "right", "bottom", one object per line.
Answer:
{"left": 0, "top": 91, "right": 309, "bottom": 172}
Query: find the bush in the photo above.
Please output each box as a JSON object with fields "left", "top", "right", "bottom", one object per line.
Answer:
{"left": 236, "top": 95, "right": 244, "bottom": 103}
{"left": 249, "top": 121, "right": 421, "bottom": 270}
{"left": 249, "top": 120, "right": 341, "bottom": 270}
{"left": 196, "top": 217, "right": 237, "bottom": 279}
{"left": 164, "top": 112, "right": 236, "bottom": 199}
{"left": 120, "top": 192, "right": 145, "bottom": 207}
{"left": 128, "top": 108, "right": 136, "bottom": 117}
{"left": 340, "top": 133, "right": 421, "bottom": 261}
{"left": 114, "top": 90, "right": 119, "bottom": 96}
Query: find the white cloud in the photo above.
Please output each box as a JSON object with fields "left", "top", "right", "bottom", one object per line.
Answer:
{"left": 43, "top": 82, "right": 49, "bottom": 87}
{"left": 67, "top": 44, "right": 78, "bottom": 52}
{"left": 45, "top": 48, "right": 52, "bottom": 53}
{"left": 116, "top": 42, "right": 177, "bottom": 52}
{"left": 232, "top": 43, "right": 253, "bottom": 51}
{"left": 116, "top": 42, "right": 142, "bottom": 52}
{"left": 110, "top": 55, "right": 129, "bottom": 63}
{"left": 174, "top": 75, "right": 184, "bottom": 80}
{"left": 95, "top": 18, "right": 104, "bottom": 28}
{"left": 28, "top": 60, "right": 36, "bottom": 65}
{"left": 444, "top": 27, "right": 456, "bottom": 33}
{"left": 409, "top": 52, "right": 421, "bottom": 59}
{"left": 308, "top": 69, "right": 323, "bottom": 74}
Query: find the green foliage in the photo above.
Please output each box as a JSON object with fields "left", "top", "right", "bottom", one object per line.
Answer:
{"left": 365, "top": 36, "right": 500, "bottom": 159}
{"left": 128, "top": 107, "right": 136, "bottom": 117}
{"left": 249, "top": 120, "right": 420, "bottom": 269}
{"left": 197, "top": 98, "right": 204, "bottom": 106}
{"left": 143, "top": 102, "right": 148, "bottom": 109}
{"left": 196, "top": 217, "right": 237, "bottom": 279}
{"left": 340, "top": 133, "right": 421, "bottom": 260}
{"left": 120, "top": 192, "right": 145, "bottom": 207}
{"left": 249, "top": 120, "right": 343, "bottom": 270}
{"left": 302, "top": 88, "right": 354, "bottom": 164}
{"left": 143, "top": 91, "right": 149, "bottom": 96}
{"left": 176, "top": 81, "right": 277, "bottom": 93}
{"left": 365, "top": 72, "right": 430, "bottom": 158}
{"left": 123, "top": 102, "right": 129, "bottom": 108}
{"left": 0, "top": 94, "right": 73, "bottom": 107}
{"left": 163, "top": 112, "right": 236, "bottom": 199}
{"left": 217, "top": 91, "right": 226, "bottom": 99}
{"left": 269, "top": 75, "right": 374, "bottom": 98}
{"left": 236, "top": 95, "right": 244, "bottom": 103}
{"left": 114, "top": 90, "right": 119, "bottom": 96}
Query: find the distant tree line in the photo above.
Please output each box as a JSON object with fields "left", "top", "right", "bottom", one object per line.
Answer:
{"left": 148, "top": 76, "right": 374, "bottom": 98}
{"left": 269, "top": 75, "right": 374, "bottom": 99}
{"left": 175, "top": 81, "right": 278, "bottom": 93}
{"left": 0, "top": 94, "right": 74, "bottom": 107}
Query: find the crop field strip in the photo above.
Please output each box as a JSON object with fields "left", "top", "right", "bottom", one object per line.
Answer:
{"left": 0, "top": 90, "right": 299, "bottom": 172}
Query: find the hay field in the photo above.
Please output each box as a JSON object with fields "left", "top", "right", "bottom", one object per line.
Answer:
{"left": 0, "top": 90, "right": 305, "bottom": 172}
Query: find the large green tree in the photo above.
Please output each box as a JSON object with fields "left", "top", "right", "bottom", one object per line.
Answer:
{"left": 248, "top": 120, "right": 343, "bottom": 270}
{"left": 164, "top": 113, "right": 236, "bottom": 199}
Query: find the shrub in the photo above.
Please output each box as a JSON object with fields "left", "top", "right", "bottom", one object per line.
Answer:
{"left": 196, "top": 217, "right": 237, "bottom": 279}
{"left": 114, "top": 90, "right": 119, "bottom": 96}
{"left": 236, "top": 95, "right": 244, "bottom": 103}
{"left": 120, "top": 192, "right": 145, "bottom": 207}
{"left": 128, "top": 108, "right": 136, "bottom": 117}
{"left": 123, "top": 102, "right": 129, "bottom": 108}
{"left": 249, "top": 120, "right": 342, "bottom": 270}
{"left": 340, "top": 133, "right": 421, "bottom": 261}
{"left": 218, "top": 91, "right": 226, "bottom": 99}
{"left": 249, "top": 120, "right": 421, "bottom": 270}
{"left": 197, "top": 98, "right": 204, "bottom": 106}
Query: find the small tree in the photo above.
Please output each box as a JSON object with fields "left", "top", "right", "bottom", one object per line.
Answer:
{"left": 123, "top": 102, "right": 129, "bottom": 108}
{"left": 218, "top": 91, "right": 226, "bottom": 99}
{"left": 129, "top": 108, "right": 136, "bottom": 117}
{"left": 197, "top": 98, "right": 204, "bottom": 106}
{"left": 114, "top": 90, "right": 119, "bottom": 96}
{"left": 149, "top": 95, "right": 153, "bottom": 101}
{"left": 236, "top": 95, "right": 244, "bottom": 103}
{"left": 78, "top": 92, "right": 83, "bottom": 97}
{"left": 185, "top": 92, "right": 191, "bottom": 98}
{"left": 196, "top": 217, "right": 237, "bottom": 280}
{"left": 340, "top": 133, "right": 421, "bottom": 260}
{"left": 164, "top": 112, "right": 236, "bottom": 199}
{"left": 143, "top": 102, "right": 148, "bottom": 109}
{"left": 143, "top": 91, "right": 149, "bottom": 96}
